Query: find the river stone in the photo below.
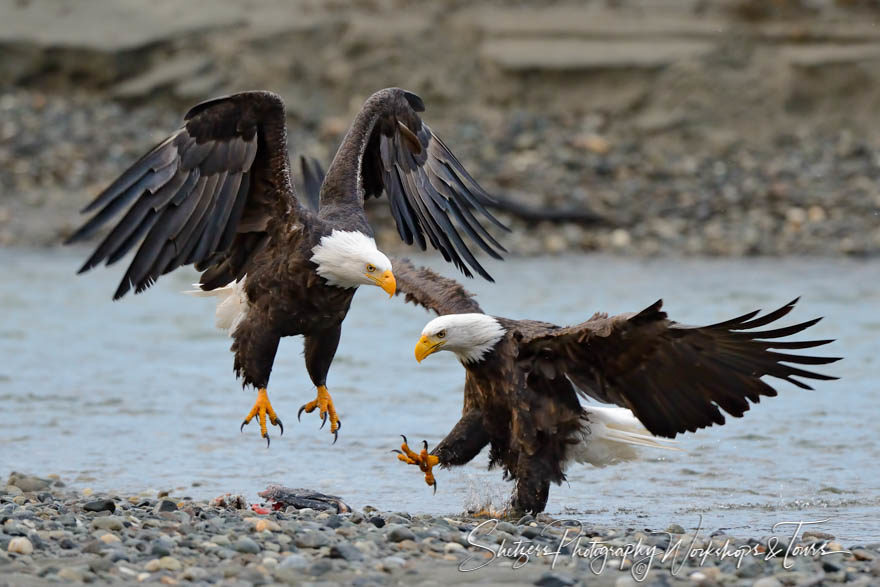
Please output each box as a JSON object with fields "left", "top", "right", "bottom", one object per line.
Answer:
{"left": 752, "top": 578, "right": 782, "bottom": 587}
{"left": 158, "top": 556, "right": 182, "bottom": 571}
{"left": 91, "top": 516, "right": 123, "bottom": 531}
{"left": 7, "top": 537, "right": 33, "bottom": 554}
{"left": 330, "top": 543, "right": 363, "bottom": 561}
{"left": 88, "top": 557, "right": 112, "bottom": 573}
{"left": 295, "top": 531, "right": 330, "bottom": 549}
{"left": 386, "top": 525, "right": 415, "bottom": 543}
{"left": 666, "top": 523, "right": 685, "bottom": 534}
{"left": 83, "top": 499, "right": 116, "bottom": 513}
{"left": 233, "top": 536, "right": 260, "bottom": 554}
{"left": 7, "top": 474, "right": 51, "bottom": 493}
{"left": 370, "top": 516, "right": 385, "bottom": 528}
{"left": 279, "top": 553, "right": 309, "bottom": 569}
{"left": 535, "top": 572, "right": 576, "bottom": 587}
{"left": 154, "top": 499, "right": 177, "bottom": 513}
{"left": 496, "top": 521, "right": 518, "bottom": 534}
{"left": 57, "top": 567, "right": 85, "bottom": 582}
{"left": 151, "top": 536, "right": 174, "bottom": 557}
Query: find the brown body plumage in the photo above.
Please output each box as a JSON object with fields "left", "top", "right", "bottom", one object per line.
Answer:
{"left": 66, "top": 89, "right": 507, "bottom": 441}
{"left": 393, "top": 259, "right": 841, "bottom": 514}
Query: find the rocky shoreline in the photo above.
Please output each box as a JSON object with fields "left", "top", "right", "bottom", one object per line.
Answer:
{"left": 2, "top": 473, "right": 878, "bottom": 586}
{"left": 2, "top": 88, "right": 879, "bottom": 259}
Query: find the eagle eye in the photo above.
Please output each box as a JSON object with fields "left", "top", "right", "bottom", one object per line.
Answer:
{"left": 436, "top": 330, "right": 446, "bottom": 339}
{"left": 366, "top": 264, "right": 376, "bottom": 273}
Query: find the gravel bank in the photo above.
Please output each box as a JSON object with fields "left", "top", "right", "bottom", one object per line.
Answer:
{"left": 2, "top": 88, "right": 879, "bottom": 259}
{"left": 2, "top": 473, "right": 878, "bottom": 586}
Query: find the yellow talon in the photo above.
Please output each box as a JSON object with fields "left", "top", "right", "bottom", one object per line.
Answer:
{"left": 394, "top": 436, "right": 439, "bottom": 493}
{"left": 241, "top": 388, "right": 283, "bottom": 446}
{"left": 298, "top": 385, "right": 340, "bottom": 440}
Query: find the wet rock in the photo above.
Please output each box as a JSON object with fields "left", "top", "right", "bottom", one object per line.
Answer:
{"left": 91, "top": 516, "right": 123, "bottom": 531}
{"left": 295, "top": 531, "right": 330, "bottom": 549}
{"left": 232, "top": 536, "right": 261, "bottom": 554}
{"left": 386, "top": 524, "right": 415, "bottom": 543}
{"left": 153, "top": 499, "right": 177, "bottom": 513}
{"left": 83, "top": 499, "right": 115, "bottom": 513}
{"left": 56, "top": 567, "right": 85, "bottom": 582}
{"left": 535, "top": 572, "right": 576, "bottom": 587}
{"left": 330, "top": 543, "right": 363, "bottom": 561}
{"left": 157, "top": 556, "right": 182, "bottom": 571}
{"left": 7, "top": 537, "right": 33, "bottom": 555}
{"left": 752, "top": 578, "right": 782, "bottom": 587}
{"left": 279, "top": 553, "right": 309, "bottom": 569}
{"left": 369, "top": 516, "right": 385, "bottom": 528}
{"left": 665, "top": 523, "right": 685, "bottom": 534}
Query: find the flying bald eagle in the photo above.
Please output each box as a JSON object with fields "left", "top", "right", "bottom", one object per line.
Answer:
{"left": 65, "top": 88, "right": 507, "bottom": 445}
{"left": 390, "top": 259, "right": 840, "bottom": 514}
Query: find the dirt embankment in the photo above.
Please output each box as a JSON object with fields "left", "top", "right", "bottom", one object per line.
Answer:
{"left": 1, "top": 0, "right": 879, "bottom": 256}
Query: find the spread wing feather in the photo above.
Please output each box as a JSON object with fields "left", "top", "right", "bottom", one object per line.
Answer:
{"left": 321, "top": 88, "right": 508, "bottom": 281}
{"left": 66, "top": 91, "right": 302, "bottom": 299}
{"left": 516, "top": 298, "right": 841, "bottom": 438}
{"left": 390, "top": 257, "right": 483, "bottom": 316}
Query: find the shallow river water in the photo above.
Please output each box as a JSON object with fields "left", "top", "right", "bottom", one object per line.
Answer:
{"left": 1, "top": 248, "right": 877, "bottom": 541}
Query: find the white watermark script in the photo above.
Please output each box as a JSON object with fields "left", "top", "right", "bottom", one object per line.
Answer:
{"left": 459, "top": 516, "right": 850, "bottom": 581}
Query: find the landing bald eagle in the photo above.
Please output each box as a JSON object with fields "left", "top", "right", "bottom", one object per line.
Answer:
{"left": 391, "top": 259, "right": 840, "bottom": 514}
{"left": 65, "top": 88, "right": 507, "bottom": 444}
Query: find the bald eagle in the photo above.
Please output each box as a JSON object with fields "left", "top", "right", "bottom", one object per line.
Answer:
{"left": 391, "top": 260, "right": 840, "bottom": 514}
{"left": 65, "top": 88, "right": 507, "bottom": 445}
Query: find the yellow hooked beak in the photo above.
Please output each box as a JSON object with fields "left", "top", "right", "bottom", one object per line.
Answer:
{"left": 415, "top": 335, "right": 444, "bottom": 363}
{"left": 366, "top": 269, "right": 396, "bottom": 297}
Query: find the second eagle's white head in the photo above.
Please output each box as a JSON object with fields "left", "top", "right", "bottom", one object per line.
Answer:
{"left": 414, "top": 313, "right": 506, "bottom": 364}
{"left": 310, "top": 230, "right": 396, "bottom": 296}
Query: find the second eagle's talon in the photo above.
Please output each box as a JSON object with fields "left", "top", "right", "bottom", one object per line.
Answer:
{"left": 395, "top": 436, "right": 440, "bottom": 493}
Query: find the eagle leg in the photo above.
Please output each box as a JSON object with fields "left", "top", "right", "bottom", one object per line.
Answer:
{"left": 297, "top": 385, "right": 340, "bottom": 443}
{"left": 240, "top": 388, "right": 284, "bottom": 447}
{"left": 393, "top": 435, "right": 439, "bottom": 494}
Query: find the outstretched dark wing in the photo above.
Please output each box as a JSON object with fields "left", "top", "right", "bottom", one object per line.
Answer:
{"left": 297, "top": 155, "right": 324, "bottom": 213}
{"left": 66, "top": 91, "right": 305, "bottom": 298}
{"left": 516, "top": 299, "right": 841, "bottom": 438}
{"left": 320, "top": 88, "right": 508, "bottom": 281}
{"left": 391, "top": 257, "right": 483, "bottom": 316}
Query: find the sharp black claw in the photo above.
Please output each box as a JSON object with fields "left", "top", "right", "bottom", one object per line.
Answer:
{"left": 332, "top": 430, "right": 338, "bottom": 445}
{"left": 297, "top": 406, "right": 305, "bottom": 422}
{"left": 391, "top": 449, "right": 403, "bottom": 454}
{"left": 240, "top": 421, "right": 248, "bottom": 433}
{"left": 432, "top": 481, "right": 437, "bottom": 495}
{"left": 266, "top": 435, "right": 270, "bottom": 448}
{"left": 401, "top": 434, "right": 408, "bottom": 445}
{"left": 277, "top": 419, "right": 284, "bottom": 436}
{"left": 422, "top": 440, "right": 429, "bottom": 451}
{"left": 320, "top": 412, "right": 328, "bottom": 429}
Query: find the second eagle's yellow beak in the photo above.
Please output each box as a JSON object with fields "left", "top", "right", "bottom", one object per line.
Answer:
{"left": 367, "top": 269, "right": 396, "bottom": 297}
{"left": 415, "top": 335, "right": 444, "bottom": 363}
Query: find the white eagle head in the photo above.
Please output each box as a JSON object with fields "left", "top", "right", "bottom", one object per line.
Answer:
{"left": 414, "top": 313, "right": 506, "bottom": 365}
{"left": 310, "top": 230, "right": 396, "bottom": 295}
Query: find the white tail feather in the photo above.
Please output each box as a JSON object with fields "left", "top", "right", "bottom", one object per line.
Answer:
{"left": 569, "top": 406, "right": 681, "bottom": 467}
{"left": 183, "top": 280, "right": 249, "bottom": 334}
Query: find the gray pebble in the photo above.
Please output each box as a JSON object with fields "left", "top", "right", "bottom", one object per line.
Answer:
{"left": 330, "top": 543, "right": 364, "bottom": 561}
{"left": 535, "top": 572, "right": 576, "bottom": 587}
{"left": 82, "top": 499, "right": 115, "bottom": 513}
{"left": 279, "top": 553, "right": 309, "bottom": 569}
{"left": 386, "top": 524, "right": 415, "bottom": 543}
{"left": 232, "top": 536, "right": 260, "bottom": 554}
{"left": 295, "top": 531, "right": 330, "bottom": 549}
{"left": 90, "top": 516, "right": 123, "bottom": 531}
{"left": 153, "top": 499, "right": 177, "bottom": 514}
